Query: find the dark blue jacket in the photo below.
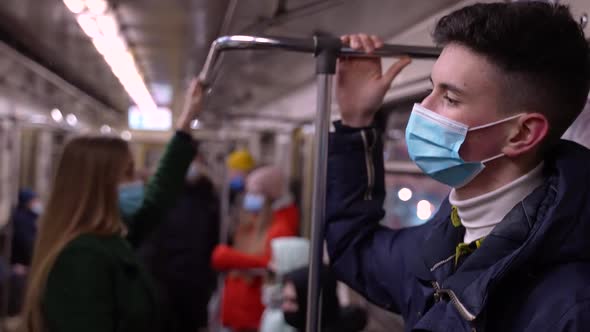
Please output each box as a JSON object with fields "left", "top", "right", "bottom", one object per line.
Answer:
{"left": 326, "top": 123, "right": 590, "bottom": 332}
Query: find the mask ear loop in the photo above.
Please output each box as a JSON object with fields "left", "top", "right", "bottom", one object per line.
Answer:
{"left": 469, "top": 114, "right": 525, "bottom": 164}
{"left": 469, "top": 113, "right": 524, "bottom": 132}
{"left": 481, "top": 153, "right": 505, "bottom": 164}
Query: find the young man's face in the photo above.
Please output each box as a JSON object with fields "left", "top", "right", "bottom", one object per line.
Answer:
{"left": 421, "top": 43, "right": 518, "bottom": 163}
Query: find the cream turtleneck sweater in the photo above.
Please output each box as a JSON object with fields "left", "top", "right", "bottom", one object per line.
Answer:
{"left": 449, "top": 163, "right": 545, "bottom": 244}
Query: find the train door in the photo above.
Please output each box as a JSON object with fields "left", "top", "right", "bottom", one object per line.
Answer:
{"left": 0, "top": 115, "right": 20, "bottom": 326}
{"left": 18, "top": 125, "right": 69, "bottom": 201}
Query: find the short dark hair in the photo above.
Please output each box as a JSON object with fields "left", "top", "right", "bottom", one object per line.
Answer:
{"left": 433, "top": 2, "right": 590, "bottom": 145}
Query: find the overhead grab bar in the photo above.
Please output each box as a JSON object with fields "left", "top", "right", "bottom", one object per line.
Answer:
{"left": 198, "top": 35, "right": 441, "bottom": 86}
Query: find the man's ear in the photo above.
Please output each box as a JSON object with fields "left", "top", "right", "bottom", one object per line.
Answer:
{"left": 503, "top": 113, "right": 549, "bottom": 157}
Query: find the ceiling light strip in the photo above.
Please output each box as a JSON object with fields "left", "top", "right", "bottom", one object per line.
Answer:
{"left": 63, "top": 0, "right": 157, "bottom": 112}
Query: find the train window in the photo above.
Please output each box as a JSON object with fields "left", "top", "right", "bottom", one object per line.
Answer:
{"left": 128, "top": 106, "right": 172, "bottom": 131}
{"left": 381, "top": 97, "right": 450, "bottom": 229}
{"left": 383, "top": 173, "right": 449, "bottom": 229}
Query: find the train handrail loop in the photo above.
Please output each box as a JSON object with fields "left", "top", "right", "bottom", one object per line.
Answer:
{"left": 198, "top": 35, "right": 441, "bottom": 86}
{"left": 200, "top": 34, "right": 440, "bottom": 332}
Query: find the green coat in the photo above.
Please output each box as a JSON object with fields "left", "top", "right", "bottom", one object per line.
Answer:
{"left": 42, "top": 132, "right": 196, "bottom": 332}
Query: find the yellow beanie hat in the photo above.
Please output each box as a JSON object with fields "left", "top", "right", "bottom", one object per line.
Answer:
{"left": 226, "top": 149, "right": 255, "bottom": 172}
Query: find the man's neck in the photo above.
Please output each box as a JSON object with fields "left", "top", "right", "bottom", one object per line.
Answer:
{"left": 453, "top": 158, "right": 540, "bottom": 200}
{"left": 450, "top": 162, "right": 545, "bottom": 243}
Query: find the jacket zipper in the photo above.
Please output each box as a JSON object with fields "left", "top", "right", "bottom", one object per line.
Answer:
{"left": 360, "top": 129, "right": 376, "bottom": 200}
{"left": 431, "top": 281, "right": 477, "bottom": 323}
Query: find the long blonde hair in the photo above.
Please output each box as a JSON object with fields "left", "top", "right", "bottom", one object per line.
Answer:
{"left": 20, "top": 136, "right": 132, "bottom": 332}
{"left": 233, "top": 201, "right": 273, "bottom": 255}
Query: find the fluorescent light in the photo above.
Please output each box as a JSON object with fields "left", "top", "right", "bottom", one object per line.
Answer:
{"left": 397, "top": 188, "right": 412, "bottom": 202}
{"left": 416, "top": 200, "right": 433, "bottom": 221}
{"left": 128, "top": 106, "right": 172, "bottom": 131}
{"left": 64, "top": 1, "right": 158, "bottom": 113}
{"left": 76, "top": 14, "right": 102, "bottom": 39}
{"left": 95, "top": 14, "right": 119, "bottom": 37}
{"left": 66, "top": 114, "right": 78, "bottom": 126}
{"left": 191, "top": 119, "right": 200, "bottom": 129}
{"left": 63, "top": 0, "right": 85, "bottom": 13}
{"left": 100, "top": 125, "right": 112, "bottom": 134}
{"left": 120, "top": 130, "right": 132, "bottom": 141}
{"left": 51, "top": 109, "right": 63, "bottom": 122}
{"left": 85, "top": 0, "right": 108, "bottom": 15}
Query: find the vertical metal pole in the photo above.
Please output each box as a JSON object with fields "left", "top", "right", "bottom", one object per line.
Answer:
{"left": 219, "top": 164, "right": 230, "bottom": 245}
{"left": 306, "top": 73, "right": 332, "bottom": 332}
{"left": 213, "top": 153, "right": 231, "bottom": 332}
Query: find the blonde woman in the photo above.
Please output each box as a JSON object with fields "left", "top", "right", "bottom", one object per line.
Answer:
{"left": 20, "top": 80, "right": 205, "bottom": 332}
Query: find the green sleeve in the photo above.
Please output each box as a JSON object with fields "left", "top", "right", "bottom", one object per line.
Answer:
{"left": 126, "top": 131, "right": 196, "bottom": 247}
{"left": 43, "top": 247, "right": 115, "bottom": 332}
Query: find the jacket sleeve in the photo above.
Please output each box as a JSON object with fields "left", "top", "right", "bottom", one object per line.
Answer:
{"left": 326, "top": 122, "right": 426, "bottom": 315}
{"left": 211, "top": 217, "right": 299, "bottom": 271}
{"left": 43, "top": 247, "right": 115, "bottom": 332}
{"left": 211, "top": 245, "right": 269, "bottom": 271}
{"left": 126, "top": 131, "right": 196, "bottom": 247}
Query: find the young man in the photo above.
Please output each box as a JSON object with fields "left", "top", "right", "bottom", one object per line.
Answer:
{"left": 326, "top": 2, "right": 590, "bottom": 331}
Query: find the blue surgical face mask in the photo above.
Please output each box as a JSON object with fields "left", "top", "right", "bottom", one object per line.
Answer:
{"left": 243, "top": 193, "right": 265, "bottom": 212}
{"left": 30, "top": 201, "right": 43, "bottom": 215}
{"left": 405, "top": 103, "right": 522, "bottom": 188}
{"left": 118, "top": 181, "right": 145, "bottom": 218}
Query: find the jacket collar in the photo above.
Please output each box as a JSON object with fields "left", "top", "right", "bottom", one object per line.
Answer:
{"left": 443, "top": 180, "right": 553, "bottom": 318}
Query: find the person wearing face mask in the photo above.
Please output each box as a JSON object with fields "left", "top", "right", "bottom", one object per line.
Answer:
{"left": 212, "top": 165, "right": 299, "bottom": 332}
{"left": 259, "top": 237, "right": 310, "bottom": 332}
{"left": 11, "top": 190, "right": 42, "bottom": 268}
{"left": 18, "top": 78, "right": 204, "bottom": 332}
{"left": 224, "top": 149, "right": 256, "bottom": 248}
{"left": 325, "top": 2, "right": 590, "bottom": 332}
{"left": 226, "top": 149, "right": 256, "bottom": 203}
{"left": 139, "top": 154, "right": 220, "bottom": 332}
{"left": 7, "top": 189, "right": 42, "bottom": 317}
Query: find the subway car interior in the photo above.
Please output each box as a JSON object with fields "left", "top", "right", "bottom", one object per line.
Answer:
{"left": 0, "top": 0, "right": 589, "bottom": 331}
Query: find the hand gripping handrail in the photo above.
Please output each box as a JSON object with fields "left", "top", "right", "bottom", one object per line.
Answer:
{"left": 198, "top": 35, "right": 440, "bottom": 86}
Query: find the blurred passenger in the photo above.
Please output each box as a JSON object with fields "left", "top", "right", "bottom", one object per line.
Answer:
{"left": 326, "top": 2, "right": 590, "bottom": 331}
{"left": 226, "top": 149, "right": 255, "bottom": 204}
{"left": 0, "top": 256, "right": 26, "bottom": 317}
{"left": 19, "top": 79, "right": 204, "bottom": 332}
{"left": 281, "top": 266, "right": 367, "bottom": 332}
{"left": 140, "top": 155, "right": 220, "bottom": 332}
{"left": 259, "top": 237, "right": 310, "bottom": 332}
{"left": 224, "top": 149, "right": 256, "bottom": 247}
{"left": 212, "top": 165, "right": 299, "bottom": 332}
{"left": 11, "top": 190, "right": 42, "bottom": 267}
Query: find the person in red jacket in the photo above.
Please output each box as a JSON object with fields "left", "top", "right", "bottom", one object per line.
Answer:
{"left": 212, "top": 165, "right": 299, "bottom": 332}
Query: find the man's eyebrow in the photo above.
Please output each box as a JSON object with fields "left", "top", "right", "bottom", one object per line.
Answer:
{"left": 430, "top": 77, "right": 466, "bottom": 96}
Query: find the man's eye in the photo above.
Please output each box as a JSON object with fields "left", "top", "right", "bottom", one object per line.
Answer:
{"left": 444, "top": 95, "right": 459, "bottom": 106}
